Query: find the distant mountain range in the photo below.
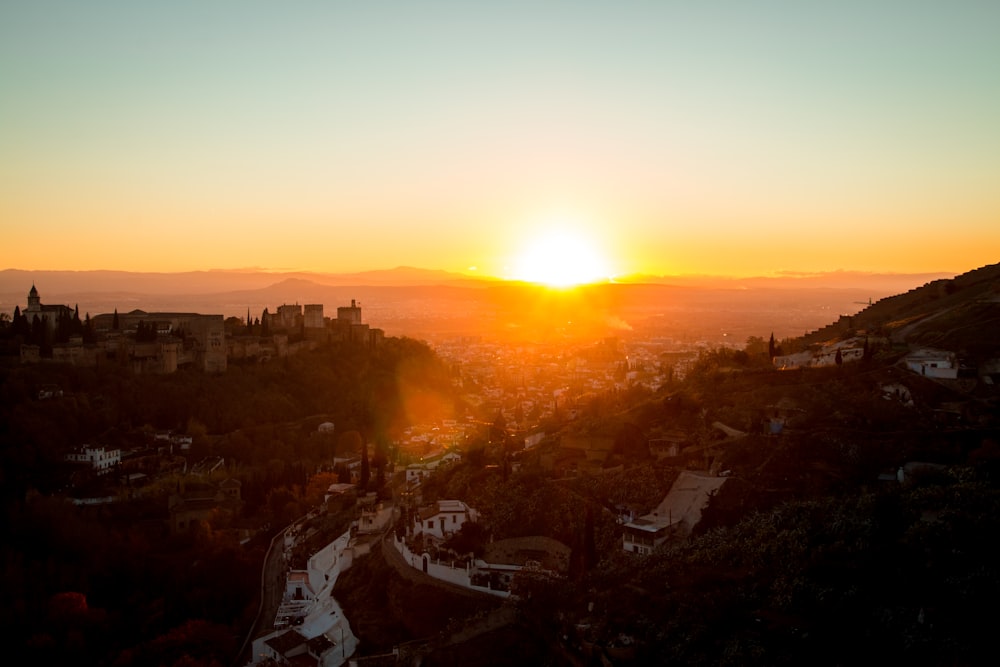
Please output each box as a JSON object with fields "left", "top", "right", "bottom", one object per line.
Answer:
{"left": 0, "top": 266, "right": 484, "bottom": 294}
{"left": 614, "top": 269, "right": 960, "bottom": 291}
{"left": 0, "top": 266, "right": 959, "bottom": 295}
{"left": 0, "top": 265, "right": 980, "bottom": 344}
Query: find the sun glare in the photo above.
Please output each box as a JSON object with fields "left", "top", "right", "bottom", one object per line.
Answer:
{"left": 512, "top": 228, "right": 612, "bottom": 287}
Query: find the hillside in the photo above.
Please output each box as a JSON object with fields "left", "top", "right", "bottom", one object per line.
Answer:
{"left": 407, "top": 267, "right": 1000, "bottom": 665}
{"left": 802, "top": 261, "right": 1000, "bottom": 361}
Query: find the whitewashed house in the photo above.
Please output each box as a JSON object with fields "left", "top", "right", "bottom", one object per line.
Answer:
{"left": 65, "top": 446, "right": 121, "bottom": 474}
{"left": 416, "top": 499, "right": 476, "bottom": 541}
{"left": 404, "top": 451, "right": 462, "bottom": 484}
{"left": 905, "top": 348, "right": 959, "bottom": 379}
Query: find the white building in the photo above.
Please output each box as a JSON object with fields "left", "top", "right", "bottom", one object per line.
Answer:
{"left": 405, "top": 451, "right": 462, "bottom": 484}
{"left": 65, "top": 446, "right": 121, "bottom": 474}
{"left": 416, "top": 499, "right": 476, "bottom": 541}
{"left": 286, "top": 571, "right": 314, "bottom": 601}
{"left": 251, "top": 528, "right": 358, "bottom": 667}
{"left": 622, "top": 471, "right": 727, "bottom": 554}
{"left": 905, "top": 348, "right": 959, "bottom": 379}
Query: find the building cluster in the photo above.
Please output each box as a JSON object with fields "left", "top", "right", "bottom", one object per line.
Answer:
{"left": 380, "top": 334, "right": 695, "bottom": 481}
{"left": 391, "top": 492, "right": 569, "bottom": 596}
{"left": 8, "top": 286, "right": 383, "bottom": 374}
{"left": 434, "top": 335, "right": 677, "bottom": 427}
{"left": 251, "top": 520, "right": 359, "bottom": 667}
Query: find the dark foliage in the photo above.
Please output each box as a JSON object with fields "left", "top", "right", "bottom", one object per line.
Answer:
{"left": 0, "top": 337, "right": 455, "bottom": 665}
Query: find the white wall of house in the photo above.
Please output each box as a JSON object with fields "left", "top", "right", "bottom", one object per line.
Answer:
{"left": 405, "top": 466, "right": 431, "bottom": 484}
{"left": 417, "top": 500, "right": 475, "bottom": 540}
{"left": 65, "top": 446, "right": 121, "bottom": 473}
{"left": 391, "top": 533, "right": 509, "bottom": 599}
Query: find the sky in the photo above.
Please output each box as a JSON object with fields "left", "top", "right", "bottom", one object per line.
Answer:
{"left": 2, "top": 1, "right": 998, "bottom": 280}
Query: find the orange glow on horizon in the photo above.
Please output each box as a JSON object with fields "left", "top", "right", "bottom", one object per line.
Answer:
{"left": 509, "top": 221, "right": 615, "bottom": 287}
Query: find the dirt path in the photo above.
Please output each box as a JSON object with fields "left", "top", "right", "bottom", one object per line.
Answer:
{"left": 891, "top": 304, "right": 958, "bottom": 343}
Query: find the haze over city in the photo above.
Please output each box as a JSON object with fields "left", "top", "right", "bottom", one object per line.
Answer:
{"left": 3, "top": 1, "right": 998, "bottom": 281}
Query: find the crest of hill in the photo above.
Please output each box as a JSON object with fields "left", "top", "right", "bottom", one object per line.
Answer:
{"left": 801, "top": 261, "right": 1000, "bottom": 357}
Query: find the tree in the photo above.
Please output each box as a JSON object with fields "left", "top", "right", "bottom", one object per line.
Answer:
{"left": 583, "top": 504, "right": 597, "bottom": 572}
{"left": 334, "top": 462, "right": 350, "bottom": 484}
{"left": 443, "top": 521, "right": 489, "bottom": 557}
{"left": 72, "top": 304, "right": 82, "bottom": 336}
{"left": 112, "top": 309, "right": 119, "bottom": 330}
{"left": 304, "top": 472, "right": 340, "bottom": 507}
{"left": 490, "top": 412, "right": 507, "bottom": 444}
{"left": 55, "top": 310, "right": 71, "bottom": 343}
{"left": 360, "top": 442, "right": 370, "bottom": 490}
{"left": 835, "top": 348, "right": 843, "bottom": 366}
{"left": 768, "top": 332, "right": 776, "bottom": 359}
{"left": 12, "top": 305, "right": 28, "bottom": 336}
{"left": 83, "top": 313, "right": 95, "bottom": 344}
{"left": 614, "top": 422, "right": 650, "bottom": 460}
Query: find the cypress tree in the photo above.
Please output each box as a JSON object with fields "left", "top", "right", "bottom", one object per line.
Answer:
{"left": 12, "top": 306, "right": 27, "bottom": 336}
{"left": 83, "top": 313, "right": 95, "bottom": 344}
{"left": 360, "top": 443, "right": 370, "bottom": 490}
{"left": 31, "top": 314, "right": 43, "bottom": 344}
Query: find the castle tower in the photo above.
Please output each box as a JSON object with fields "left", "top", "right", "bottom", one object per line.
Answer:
{"left": 337, "top": 299, "right": 361, "bottom": 325}
{"left": 27, "top": 284, "right": 41, "bottom": 312}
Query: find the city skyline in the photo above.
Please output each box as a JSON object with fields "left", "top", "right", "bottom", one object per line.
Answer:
{"left": 2, "top": 2, "right": 998, "bottom": 281}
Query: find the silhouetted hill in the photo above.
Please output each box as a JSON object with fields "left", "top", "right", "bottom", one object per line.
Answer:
{"left": 802, "top": 261, "right": 1000, "bottom": 359}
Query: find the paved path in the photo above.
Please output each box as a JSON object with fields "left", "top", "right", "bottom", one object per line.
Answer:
{"left": 235, "top": 527, "right": 287, "bottom": 666}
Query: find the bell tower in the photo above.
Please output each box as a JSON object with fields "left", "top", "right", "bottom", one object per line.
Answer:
{"left": 26, "top": 284, "right": 41, "bottom": 312}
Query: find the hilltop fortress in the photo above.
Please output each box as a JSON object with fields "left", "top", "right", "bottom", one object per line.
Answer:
{"left": 6, "top": 286, "right": 383, "bottom": 374}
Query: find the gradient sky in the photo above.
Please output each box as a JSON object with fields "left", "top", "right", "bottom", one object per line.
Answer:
{"left": 2, "top": 1, "right": 998, "bottom": 278}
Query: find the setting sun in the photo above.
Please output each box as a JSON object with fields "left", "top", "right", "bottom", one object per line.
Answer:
{"left": 511, "top": 228, "right": 613, "bottom": 287}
